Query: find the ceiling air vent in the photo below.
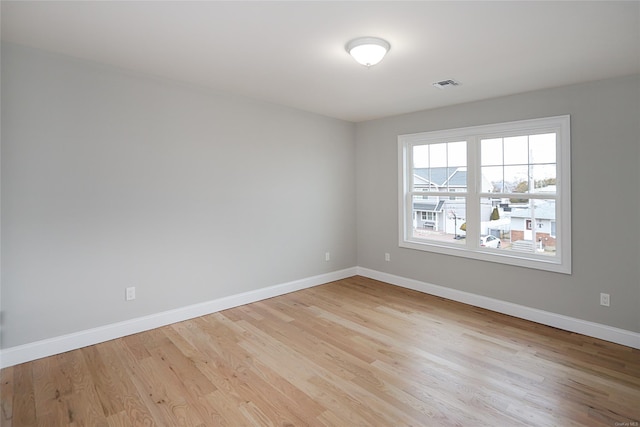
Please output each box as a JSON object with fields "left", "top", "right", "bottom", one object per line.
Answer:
{"left": 432, "top": 79, "right": 461, "bottom": 89}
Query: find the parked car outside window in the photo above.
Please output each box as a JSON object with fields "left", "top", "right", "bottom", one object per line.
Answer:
{"left": 480, "top": 235, "right": 501, "bottom": 248}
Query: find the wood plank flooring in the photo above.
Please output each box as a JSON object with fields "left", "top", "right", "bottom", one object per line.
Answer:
{"left": 2, "top": 276, "right": 639, "bottom": 426}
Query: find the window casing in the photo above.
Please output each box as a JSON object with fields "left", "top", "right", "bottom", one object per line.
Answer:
{"left": 398, "top": 116, "right": 571, "bottom": 274}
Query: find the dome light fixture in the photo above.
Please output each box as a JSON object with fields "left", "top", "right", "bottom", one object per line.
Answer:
{"left": 346, "top": 37, "right": 390, "bottom": 67}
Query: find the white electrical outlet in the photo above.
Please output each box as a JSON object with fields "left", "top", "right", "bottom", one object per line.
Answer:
{"left": 385, "top": 253, "right": 391, "bottom": 262}
{"left": 126, "top": 286, "right": 136, "bottom": 301}
{"left": 325, "top": 252, "right": 331, "bottom": 261}
{"left": 600, "top": 293, "right": 610, "bottom": 307}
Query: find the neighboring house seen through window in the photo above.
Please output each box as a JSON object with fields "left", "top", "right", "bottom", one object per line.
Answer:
{"left": 398, "top": 115, "right": 571, "bottom": 273}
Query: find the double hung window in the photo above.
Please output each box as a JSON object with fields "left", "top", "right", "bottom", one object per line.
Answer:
{"left": 398, "top": 115, "right": 571, "bottom": 273}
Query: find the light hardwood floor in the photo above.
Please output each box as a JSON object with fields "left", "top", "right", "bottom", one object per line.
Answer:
{"left": 2, "top": 276, "right": 639, "bottom": 426}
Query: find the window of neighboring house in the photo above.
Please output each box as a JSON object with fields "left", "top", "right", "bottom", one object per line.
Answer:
{"left": 420, "top": 212, "right": 436, "bottom": 222}
{"left": 398, "top": 115, "right": 571, "bottom": 274}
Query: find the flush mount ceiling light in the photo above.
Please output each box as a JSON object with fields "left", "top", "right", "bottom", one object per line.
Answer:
{"left": 346, "top": 37, "right": 390, "bottom": 67}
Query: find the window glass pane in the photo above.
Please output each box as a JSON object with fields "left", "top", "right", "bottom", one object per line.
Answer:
{"left": 446, "top": 167, "right": 465, "bottom": 191}
{"left": 481, "top": 166, "right": 503, "bottom": 192}
{"left": 413, "top": 169, "right": 430, "bottom": 192}
{"left": 529, "top": 133, "right": 556, "bottom": 164}
{"left": 479, "top": 198, "right": 509, "bottom": 252}
{"left": 413, "top": 141, "right": 467, "bottom": 192}
{"left": 481, "top": 138, "right": 503, "bottom": 166}
{"left": 479, "top": 198, "right": 557, "bottom": 257}
{"left": 504, "top": 165, "right": 530, "bottom": 193}
{"left": 434, "top": 168, "right": 451, "bottom": 190}
{"left": 413, "top": 145, "right": 429, "bottom": 168}
{"left": 448, "top": 141, "right": 466, "bottom": 167}
{"left": 429, "top": 143, "right": 447, "bottom": 167}
{"left": 412, "top": 195, "right": 466, "bottom": 244}
{"left": 531, "top": 165, "right": 556, "bottom": 193}
{"left": 482, "top": 133, "right": 557, "bottom": 196}
{"left": 508, "top": 199, "right": 557, "bottom": 257}
{"left": 503, "top": 136, "right": 529, "bottom": 165}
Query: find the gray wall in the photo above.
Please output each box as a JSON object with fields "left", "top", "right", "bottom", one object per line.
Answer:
{"left": 1, "top": 44, "right": 356, "bottom": 348}
{"left": 2, "top": 42, "right": 638, "bottom": 351}
{"left": 356, "top": 74, "right": 640, "bottom": 333}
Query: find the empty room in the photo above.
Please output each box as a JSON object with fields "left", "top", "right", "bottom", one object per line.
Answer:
{"left": 1, "top": 1, "right": 639, "bottom": 426}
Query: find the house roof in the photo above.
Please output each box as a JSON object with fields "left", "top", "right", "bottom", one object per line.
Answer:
{"left": 510, "top": 201, "right": 556, "bottom": 220}
{"left": 414, "top": 167, "right": 467, "bottom": 188}
{"left": 447, "top": 169, "right": 467, "bottom": 186}
{"left": 413, "top": 200, "right": 446, "bottom": 213}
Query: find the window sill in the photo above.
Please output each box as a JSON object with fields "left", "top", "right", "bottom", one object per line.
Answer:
{"left": 400, "top": 239, "right": 571, "bottom": 274}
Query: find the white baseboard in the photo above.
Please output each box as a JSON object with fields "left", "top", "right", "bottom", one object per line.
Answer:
{"left": 356, "top": 267, "right": 640, "bottom": 350}
{"left": 2, "top": 265, "right": 638, "bottom": 368}
{"left": 0, "top": 267, "right": 357, "bottom": 368}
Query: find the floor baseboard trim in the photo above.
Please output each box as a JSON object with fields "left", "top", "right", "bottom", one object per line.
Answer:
{"left": 0, "top": 267, "right": 357, "bottom": 368}
{"left": 356, "top": 267, "right": 640, "bottom": 350}
{"left": 3, "top": 265, "right": 637, "bottom": 368}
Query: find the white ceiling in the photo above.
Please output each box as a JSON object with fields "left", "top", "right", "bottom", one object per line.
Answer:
{"left": 2, "top": 1, "right": 639, "bottom": 122}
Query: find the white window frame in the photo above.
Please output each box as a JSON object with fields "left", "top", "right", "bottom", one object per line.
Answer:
{"left": 398, "top": 115, "right": 571, "bottom": 274}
